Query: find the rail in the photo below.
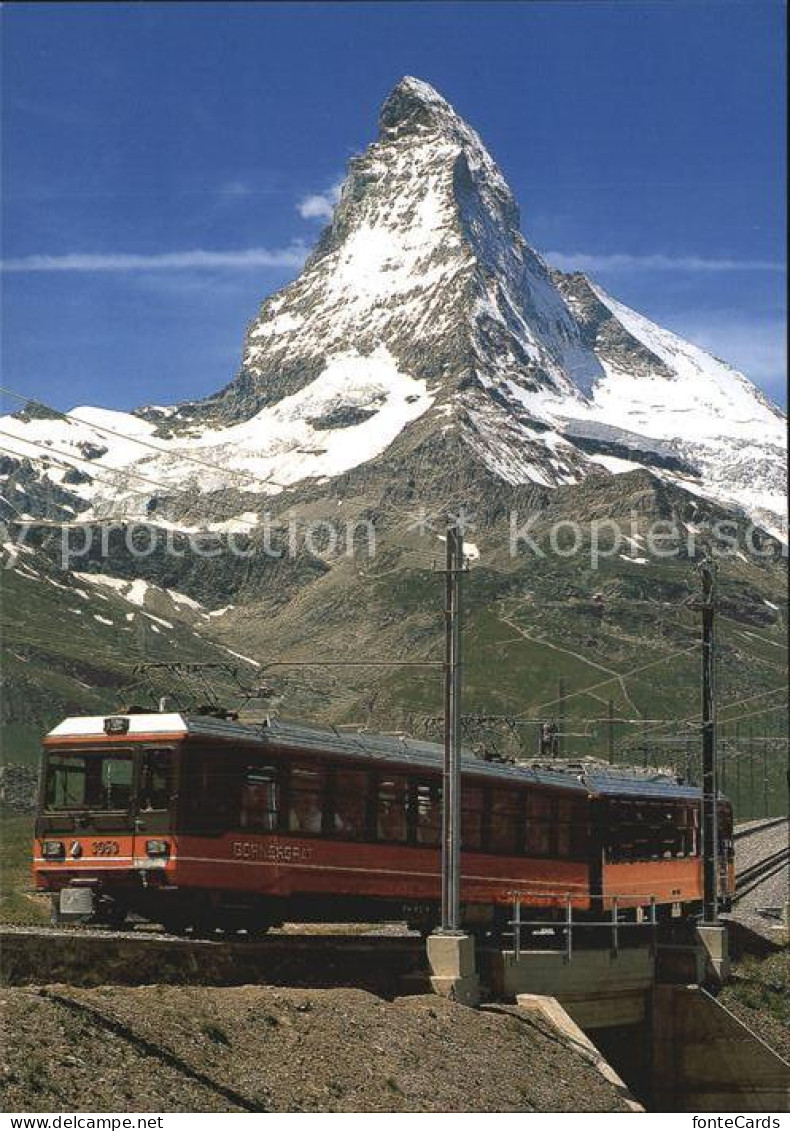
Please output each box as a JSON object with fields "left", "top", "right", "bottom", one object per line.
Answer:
{"left": 732, "top": 847, "right": 790, "bottom": 904}
{"left": 733, "top": 817, "right": 788, "bottom": 841}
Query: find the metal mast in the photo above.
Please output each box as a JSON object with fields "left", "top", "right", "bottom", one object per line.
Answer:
{"left": 699, "top": 560, "right": 718, "bottom": 924}
{"left": 441, "top": 522, "right": 464, "bottom": 932}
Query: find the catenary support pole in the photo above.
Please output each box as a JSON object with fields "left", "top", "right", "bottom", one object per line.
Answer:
{"left": 699, "top": 561, "right": 718, "bottom": 925}
{"left": 441, "top": 523, "right": 464, "bottom": 932}
{"left": 558, "top": 677, "right": 566, "bottom": 757}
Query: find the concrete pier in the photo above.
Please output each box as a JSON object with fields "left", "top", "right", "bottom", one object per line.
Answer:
{"left": 426, "top": 932, "right": 480, "bottom": 1006}
{"left": 695, "top": 924, "right": 730, "bottom": 984}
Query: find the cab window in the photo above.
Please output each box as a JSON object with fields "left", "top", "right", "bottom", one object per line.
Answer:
{"left": 45, "top": 750, "right": 133, "bottom": 812}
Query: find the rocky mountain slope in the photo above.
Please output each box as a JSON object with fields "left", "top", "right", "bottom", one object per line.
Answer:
{"left": 1, "top": 77, "right": 786, "bottom": 781}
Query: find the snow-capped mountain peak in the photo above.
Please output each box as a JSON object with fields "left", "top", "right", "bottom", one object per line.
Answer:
{"left": 1, "top": 76, "right": 785, "bottom": 536}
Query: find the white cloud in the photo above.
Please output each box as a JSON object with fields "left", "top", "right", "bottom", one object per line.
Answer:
{"left": 297, "top": 181, "right": 343, "bottom": 221}
{"left": 1, "top": 245, "right": 310, "bottom": 273}
{"left": 217, "top": 179, "right": 254, "bottom": 200}
{"left": 544, "top": 251, "right": 784, "bottom": 273}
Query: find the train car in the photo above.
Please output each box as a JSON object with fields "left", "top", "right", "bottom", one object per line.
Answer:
{"left": 33, "top": 710, "right": 734, "bottom": 935}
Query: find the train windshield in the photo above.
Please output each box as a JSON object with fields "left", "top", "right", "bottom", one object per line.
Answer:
{"left": 45, "top": 750, "right": 134, "bottom": 812}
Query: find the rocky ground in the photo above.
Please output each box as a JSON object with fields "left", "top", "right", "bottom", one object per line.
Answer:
{"left": 0, "top": 985, "right": 634, "bottom": 1113}
{"left": 0, "top": 765, "right": 39, "bottom": 813}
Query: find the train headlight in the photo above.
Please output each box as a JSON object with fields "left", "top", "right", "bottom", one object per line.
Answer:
{"left": 145, "top": 840, "right": 170, "bottom": 858}
{"left": 42, "top": 840, "right": 65, "bottom": 859}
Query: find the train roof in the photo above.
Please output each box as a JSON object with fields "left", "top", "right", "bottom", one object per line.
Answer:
{"left": 46, "top": 712, "right": 705, "bottom": 802}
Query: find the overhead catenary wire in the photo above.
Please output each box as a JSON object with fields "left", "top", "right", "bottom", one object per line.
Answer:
{"left": 0, "top": 386, "right": 459, "bottom": 563}
{"left": 0, "top": 434, "right": 265, "bottom": 537}
{"left": 713, "top": 703, "right": 788, "bottom": 728}
{"left": 0, "top": 432, "right": 209, "bottom": 503}
{"left": 2, "top": 386, "right": 490, "bottom": 575}
{"left": 622, "top": 685, "right": 788, "bottom": 744}
{"left": 717, "top": 685, "right": 789, "bottom": 717}
{"left": 0, "top": 382, "right": 291, "bottom": 492}
{"left": 617, "top": 696, "right": 789, "bottom": 756}
{"left": 1, "top": 384, "right": 484, "bottom": 561}
{"left": 516, "top": 643, "right": 699, "bottom": 719}
{"left": 4, "top": 391, "right": 786, "bottom": 745}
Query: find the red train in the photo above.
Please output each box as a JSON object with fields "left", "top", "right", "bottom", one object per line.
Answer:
{"left": 33, "top": 710, "right": 734, "bottom": 934}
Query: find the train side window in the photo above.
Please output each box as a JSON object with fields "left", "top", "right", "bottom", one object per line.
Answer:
{"left": 678, "top": 805, "right": 692, "bottom": 856}
{"left": 288, "top": 762, "right": 326, "bottom": 835}
{"left": 658, "top": 808, "right": 680, "bottom": 858}
{"left": 377, "top": 775, "right": 409, "bottom": 843}
{"left": 556, "top": 798, "right": 587, "bottom": 858}
{"left": 180, "top": 748, "right": 239, "bottom": 834}
{"left": 461, "top": 786, "right": 484, "bottom": 851}
{"left": 571, "top": 800, "right": 590, "bottom": 857}
{"left": 718, "top": 803, "right": 734, "bottom": 859}
{"left": 525, "top": 792, "right": 552, "bottom": 856}
{"left": 632, "top": 803, "right": 651, "bottom": 860}
{"left": 413, "top": 781, "right": 441, "bottom": 846}
{"left": 718, "top": 803, "right": 733, "bottom": 856}
{"left": 240, "top": 763, "right": 280, "bottom": 831}
{"left": 489, "top": 789, "right": 522, "bottom": 854}
{"left": 330, "top": 768, "right": 371, "bottom": 840}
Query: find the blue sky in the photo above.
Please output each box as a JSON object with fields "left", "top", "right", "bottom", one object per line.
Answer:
{"left": 1, "top": 1, "right": 786, "bottom": 414}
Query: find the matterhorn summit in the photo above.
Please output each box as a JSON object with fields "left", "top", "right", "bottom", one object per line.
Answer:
{"left": 2, "top": 76, "right": 786, "bottom": 535}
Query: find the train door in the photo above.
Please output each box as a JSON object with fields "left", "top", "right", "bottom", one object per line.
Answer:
{"left": 132, "top": 746, "right": 177, "bottom": 861}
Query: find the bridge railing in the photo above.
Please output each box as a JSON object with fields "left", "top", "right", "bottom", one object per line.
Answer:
{"left": 507, "top": 891, "right": 660, "bottom": 963}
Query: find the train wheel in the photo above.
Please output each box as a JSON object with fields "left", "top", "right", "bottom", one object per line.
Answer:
{"left": 160, "top": 914, "right": 191, "bottom": 936}
{"left": 191, "top": 921, "right": 220, "bottom": 940}
{"left": 406, "top": 918, "right": 437, "bottom": 939}
{"left": 95, "top": 901, "right": 128, "bottom": 930}
{"left": 242, "top": 924, "right": 271, "bottom": 940}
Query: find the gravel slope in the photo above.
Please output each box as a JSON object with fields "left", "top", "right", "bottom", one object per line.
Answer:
{"left": 732, "top": 819, "right": 789, "bottom": 938}
{"left": 0, "top": 985, "right": 633, "bottom": 1113}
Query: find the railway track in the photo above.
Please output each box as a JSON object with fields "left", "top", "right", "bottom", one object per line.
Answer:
{"left": 732, "top": 816, "right": 788, "bottom": 912}
{"left": 5, "top": 818, "right": 785, "bottom": 987}
{"left": 733, "top": 847, "right": 790, "bottom": 904}
{"left": 733, "top": 817, "right": 788, "bottom": 841}
{"left": 0, "top": 924, "right": 428, "bottom": 991}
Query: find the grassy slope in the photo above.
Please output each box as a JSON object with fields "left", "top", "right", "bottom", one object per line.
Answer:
{"left": 2, "top": 474, "right": 787, "bottom": 815}
{"left": 214, "top": 523, "right": 786, "bottom": 816}
{"left": 1, "top": 564, "right": 257, "bottom": 765}
{"left": 0, "top": 810, "right": 47, "bottom": 925}
{"left": 719, "top": 950, "right": 790, "bottom": 1065}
